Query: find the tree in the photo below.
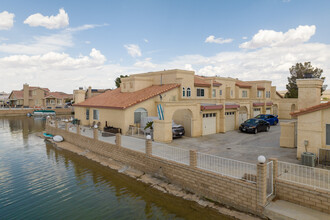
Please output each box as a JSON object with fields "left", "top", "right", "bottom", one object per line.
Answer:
{"left": 115, "top": 75, "right": 128, "bottom": 88}
{"left": 285, "top": 62, "right": 325, "bottom": 98}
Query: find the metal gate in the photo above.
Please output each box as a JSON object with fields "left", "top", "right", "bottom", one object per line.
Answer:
{"left": 266, "top": 161, "right": 273, "bottom": 198}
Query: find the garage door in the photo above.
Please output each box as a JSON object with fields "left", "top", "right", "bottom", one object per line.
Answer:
{"left": 266, "top": 108, "right": 271, "bottom": 114}
{"left": 225, "top": 112, "right": 235, "bottom": 131}
{"left": 239, "top": 112, "right": 247, "bottom": 125}
{"left": 253, "top": 108, "right": 261, "bottom": 117}
{"left": 202, "top": 113, "right": 216, "bottom": 135}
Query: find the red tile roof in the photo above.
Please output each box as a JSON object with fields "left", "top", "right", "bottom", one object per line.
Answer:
{"left": 10, "top": 90, "right": 24, "bottom": 99}
{"left": 45, "top": 92, "right": 72, "bottom": 99}
{"left": 194, "top": 76, "right": 211, "bottom": 87}
{"left": 253, "top": 102, "right": 265, "bottom": 107}
{"left": 291, "top": 102, "right": 330, "bottom": 116}
{"left": 201, "top": 104, "right": 223, "bottom": 110}
{"left": 74, "top": 84, "right": 180, "bottom": 109}
{"left": 235, "top": 81, "right": 252, "bottom": 88}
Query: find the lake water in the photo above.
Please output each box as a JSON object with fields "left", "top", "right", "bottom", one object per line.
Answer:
{"left": 0, "top": 117, "right": 232, "bottom": 219}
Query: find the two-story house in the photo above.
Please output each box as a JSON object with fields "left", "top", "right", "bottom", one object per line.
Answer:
{"left": 74, "top": 69, "right": 287, "bottom": 142}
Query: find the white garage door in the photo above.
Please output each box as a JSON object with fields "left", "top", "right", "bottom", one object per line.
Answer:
{"left": 253, "top": 108, "right": 261, "bottom": 117}
{"left": 239, "top": 112, "right": 247, "bottom": 125}
{"left": 225, "top": 112, "right": 235, "bottom": 131}
{"left": 266, "top": 108, "right": 271, "bottom": 114}
{"left": 202, "top": 113, "right": 216, "bottom": 135}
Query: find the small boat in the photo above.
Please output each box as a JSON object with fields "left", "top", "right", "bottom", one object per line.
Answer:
{"left": 53, "top": 135, "right": 64, "bottom": 142}
{"left": 43, "top": 133, "right": 54, "bottom": 139}
{"left": 33, "top": 110, "right": 56, "bottom": 116}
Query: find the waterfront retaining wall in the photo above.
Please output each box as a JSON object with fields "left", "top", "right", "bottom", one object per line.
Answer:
{"left": 276, "top": 179, "right": 330, "bottom": 214}
{"left": 0, "top": 108, "right": 73, "bottom": 116}
{"left": 46, "top": 125, "right": 261, "bottom": 215}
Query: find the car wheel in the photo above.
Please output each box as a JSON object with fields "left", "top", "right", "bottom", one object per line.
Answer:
{"left": 266, "top": 126, "right": 270, "bottom": 132}
{"left": 254, "top": 128, "right": 258, "bottom": 134}
{"left": 274, "top": 121, "right": 277, "bottom": 125}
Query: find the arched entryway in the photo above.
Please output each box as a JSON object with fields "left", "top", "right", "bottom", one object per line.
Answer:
{"left": 172, "top": 109, "right": 193, "bottom": 137}
{"left": 238, "top": 106, "right": 248, "bottom": 124}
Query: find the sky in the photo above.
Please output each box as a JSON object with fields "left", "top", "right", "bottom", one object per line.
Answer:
{"left": 0, "top": 0, "right": 330, "bottom": 93}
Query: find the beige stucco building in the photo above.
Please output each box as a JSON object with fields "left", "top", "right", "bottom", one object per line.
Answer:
{"left": 74, "top": 69, "right": 295, "bottom": 143}
{"left": 8, "top": 84, "right": 72, "bottom": 108}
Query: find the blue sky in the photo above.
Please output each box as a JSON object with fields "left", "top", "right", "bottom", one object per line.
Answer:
{"left": 0, "top": 0, "right": 329, "bottom": 93}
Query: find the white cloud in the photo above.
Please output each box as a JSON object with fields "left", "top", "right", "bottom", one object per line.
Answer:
{"left": 124, "top": 44, "right": 142, "bottom": 57}
{"left": 66, "top": 23, "right": 108, "bottom": 32}
{"left": 240, "top": 25, "right": 316, "bottom": 49}
{"left": 205, "top": 35, "right": 233, "bottom": 44}
{"left": 144, "top": 39, "right": 149, "bottom": 43}
{"left": 24, "top": 8, "right": 69, "bottom": 29}
{"left": 242, "top": 36, "right": 248, "bottom": 40}
{"left": 134, "top": 58, "right": 156, "bottom": 68}
{"left": 0, "top": 32, "right": 73, "bottom": 55}
{"left": 0, "top": 11, "right": 15, "bottom": 30}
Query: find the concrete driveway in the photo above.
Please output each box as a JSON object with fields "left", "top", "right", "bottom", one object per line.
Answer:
{"left": 168, "top": 123, "right": 299, "bottom": 164}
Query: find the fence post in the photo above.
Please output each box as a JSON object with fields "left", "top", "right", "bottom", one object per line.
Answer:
{"left": 116, "top": 133, "right": 121, "bottom": 147}
{"left": 65, "top": 122, "right": 69, "bottom": 131}
{"left": 257, "top": 162, "right": 267, "bottom": 208}
{"left": 189, "top": 150, "right": 197, "bottom": 168}
{"left": 93, "top": 128, "right": 98, "bottom": 140}
{"left": 55, "top": 120, "right": 58, "bottom": 128}
{"left": 269, "top": 158, "right": 278, "bottom": 194}
{"left": 77, "top": 125, "right": 81, "bottom": 135}
{"left": 145, "top": 139, "right": 152, "bottom": 155}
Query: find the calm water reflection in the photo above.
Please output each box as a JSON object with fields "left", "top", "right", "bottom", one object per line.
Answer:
{"left": 0, "top": 117, "right": 232, "bottom": 219}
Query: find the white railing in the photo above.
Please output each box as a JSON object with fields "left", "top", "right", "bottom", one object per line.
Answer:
{"left": 278, "top": 161, "right": 330, "bottom": 191}
{"left": 80, "top": 126, "right": 94, "bottom": 138}
{"left": 267, "top": 161, "right": 273, "bottom": 197}
{"left": 152, "top": 143, "right": 190, "bottom": 165}
{"left": 98, "top": 130, "right": 116, "bottom": 145}
{"left": 58, "top": 121, "right": 66, "bottom": 130}
{"left": 121, "top": 135, "right": 145, "bottom": 153}
{"left": 68, "top": 123, "right": 77, "bottom": 133}
{"left": 197, "top": 152, "right": 257, "bottom": 183}
{"left": 127, "top": 126, "right": 150, "bottom": 139}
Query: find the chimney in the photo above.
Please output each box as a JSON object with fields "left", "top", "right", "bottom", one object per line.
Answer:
{"left": 296, "top": 78, "right": 324, "bottom": 110}
{"left": 23, "top": 83, "right": 29, "bottom": 107}
{"left": 87, "top": 86, "right": 92, "bottom": 99}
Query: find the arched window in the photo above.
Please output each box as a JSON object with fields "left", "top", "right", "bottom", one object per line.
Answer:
{"left": 134, "top": 108, "right": 148, "bottom": 124}
{"left": 182, "top": 87, "right": 185, "bottom": 97}
{"left": 187, "top": 88, "right": 191, "bottom": 97}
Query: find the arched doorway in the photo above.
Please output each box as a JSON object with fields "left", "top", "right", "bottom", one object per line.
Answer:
{"left": 172, "top": 109, "right": 193, "bottom": 137}
{"left": 238, "top": 106, "right": 248, "bottom": 124}
{"left": 134, "top": 108, "right": 148, "bottom": 126}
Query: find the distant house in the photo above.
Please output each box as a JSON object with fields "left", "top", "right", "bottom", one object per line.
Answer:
{"left": 0, "top": 92, "right": 9, "bottom": 107}
{"left": 8, "top": 84, "right": 72, "bottom": 108}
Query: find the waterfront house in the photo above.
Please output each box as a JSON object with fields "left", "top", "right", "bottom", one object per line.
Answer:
{"left": 8, "top": 84, "right": 72, "bottom": 108}
{"left": 74, "top": 69, "right": 296, "bottom": 142}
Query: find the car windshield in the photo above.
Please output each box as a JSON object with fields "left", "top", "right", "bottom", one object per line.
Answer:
{"left": 244, "top": 119, "right": 258, "bottom": 125}
{"left": 255, "top": 115, "right": 265, "bottom": 119}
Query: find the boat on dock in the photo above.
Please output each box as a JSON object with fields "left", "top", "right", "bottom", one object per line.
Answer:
{"left": 32, "top": 110, "right": 56, "bottom": 117}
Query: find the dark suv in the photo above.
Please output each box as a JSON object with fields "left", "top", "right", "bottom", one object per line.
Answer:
{"left": 172, "top": 122, "right": 185, "bottom": 138}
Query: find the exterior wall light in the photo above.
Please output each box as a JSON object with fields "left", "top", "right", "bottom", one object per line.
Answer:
{"left": 146, "top": 135, "right": 151, "bottom": 140}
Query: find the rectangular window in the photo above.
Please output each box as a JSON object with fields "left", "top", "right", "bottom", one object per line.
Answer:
{"left": 50, "top": 100, "right": 55, "bottom": 104}
{"left": 57, "top": 99, "right": 62, "bottom": 105}
{"left": 230, "top": 90, "right": 233, "bottom": 97}
{"left": 93, "top": 109, "right": 99, "bottom": 120}
{"left": 257, "top": 90, "right": 262, "bottom": 98}
{"left": 326, "top": 124, "right": 330, "bottom": 145}
{"left": 197, "top": 88, "right": 205, "bottom": 97}
{"left": 182, "top": 88, "right": 185, "bottom": 97}
{"left": 266, "top": 91, "right": 271, "bottom": 98}
{"left": 86, "top": 109, "right": 90, "bottom": 120}
{"left": 242, "top": 90, "right": 247, "bottom": 98}
{"left": 212, "top": 89, "right": 216, "bottom": 97}
{"left": 32, "top": 90, "right": 36, "bottom": 96}
{"left": 219, "top": 90, "right": 222, "bottom": 96}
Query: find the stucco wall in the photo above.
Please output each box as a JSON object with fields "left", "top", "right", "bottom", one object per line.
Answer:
{"left": 297, "top": 108, "right": 330, "bottom": 158}
{"left": 280, "top": 122, "right": 296, "bottom": 148}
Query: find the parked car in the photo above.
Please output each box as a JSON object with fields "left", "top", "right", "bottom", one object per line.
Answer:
{"left": 172, "top": 122, "right": 185, "bottom": 138}
{"left": 254, "top": 114, "right": 279, "bottom": 125}
{"left": 239, "top": 118, "right": 270, "bottom": 134}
